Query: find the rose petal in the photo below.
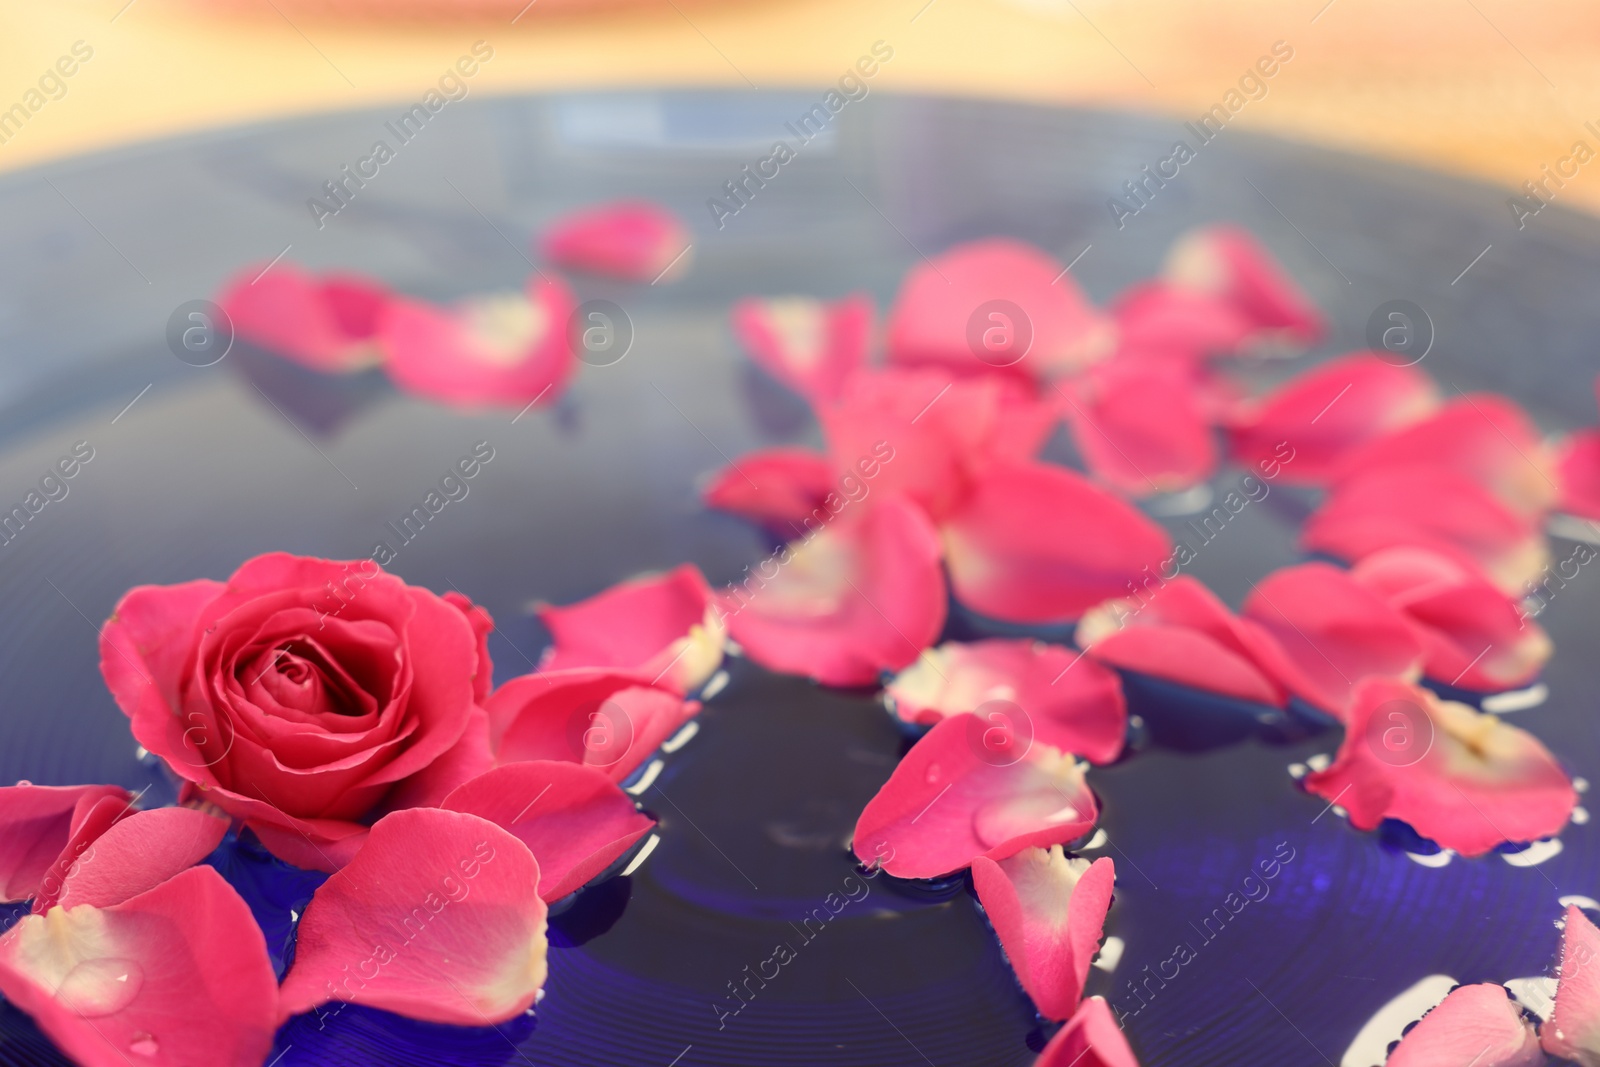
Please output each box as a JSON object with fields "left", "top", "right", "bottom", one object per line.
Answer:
{"left": 0, "top": 866, "right": 279, "bottom": 1067}
{"left": 539, "top": 199, "right": 691, "bottom": 283}
{"left": 886, "top": 238, "right": 1114, "bottom": 380}
{"left": 1240, "top": 561, "right": 1425, "bottom": 719}
{"left": 278, "top": 808, "right": 548, "bottom": 1026}
{"left": 1226, "top": 352, "right": 1439, "bottom": 485}
{"left": 731, "top": 293, "right": 873, "bottom": 404}
{"left": 0, "top": 785, "right": 131, "bottom": 904}
{"left": 1162, "top": 225, "right": 1324, "bottom": 345}
{"left": 886, "top": 640, "right": 1127, "bottom": 764}
{"left": 218, "top": 262, "right": 388, "bottom": 372}
{"left": 1557, "top": 429, "right": 1600, "bottom": 521}
{"left": 443, "top": 591, "right": 496, "bottom": 703}
{"left": 852, "top": 714, "right": 1098, "bottom": 880}
{"left": 443, "top": 762, "right": 654, "bottom": 902}
{"left": 1111, "top": 280, "right": 1259, "bottom": 363}
{"left": 1063, "top": 358, "right": 1218, "bottom": 496}
{"left": 971, "top": 849, "right": 1114, "bottom": 1020}
{"left": 1083, "top": 623, "right": 1285, "bottom": 707}
{"left": 1387, "top": 983, "right": 1541, "bottom": 1067}
{"left": 1304, "top": 679, "right": 1575, "bottom": 856}
{"left": 1544, "top": 905, "right": 1600, "bottom": 1064}
{"left": 702, "top": 447, "right": 837, "bottom": 532}
{"left": 381, "top": 274, "right": 578, "bottom": 408}
{"left": 721, "top": 495, "right": 947, "bottom": 687}
{"left": 1036, "top": 996, "right": 1141, "bottom": 1067}
{"left": 54, "top": 807, "right": 228, "bottom": 911}
{"left": 942, "top": 460, "right": 1173, "bottom": 624}
{"left": 538, "top": 564, "right": 725, "bottom": 695}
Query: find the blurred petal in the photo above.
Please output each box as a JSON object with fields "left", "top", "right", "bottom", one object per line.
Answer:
{"left": 539, "top": 199, "right": 691, "bottom": 283}
{"left": 1162, "top": 225, "right": 1324, "bottom": 344}
{"left": 1557, "top": 429, "right": 1600, "bottom": 522}
{"left": 1387, "top": 983, "right": 1541, "bottom": 1067}
{"left": 852, "top": 714, "right": 1098, "bottom": 880}
{"left": 1304, "top": 679, "right": 1575, "bottom": 856}
{"left": 732, "top": 293, "right": 873, "bottom": 404}
{"left": 971, "top": 849, "right": 1114, "bottom": 1021}
{"left": 218, "top": 262, "right": 388, "bottom": 372}
{"left": 1544, "top": 905, "right": 1600, "bottom": 1064}
{"left": 943, "top": 461, "right": 1173, "bottom": 624}
{"left": 702, "top": 447, "right": 836, "bottom": 532}
{"left": 1063, "top": 358, "right": 1218, "bottom": 496}
{"left": 278, "top": 808, "right": 548, "bottom": 1026}
{"left": 0, "top": 785, "right": 131, "bottom": 903}
{"left": 1111, "top": 281, "right": 1258, "bottom": 363}
{"left": 1036, "top": 996, "right": 1142, "bottom": 1067}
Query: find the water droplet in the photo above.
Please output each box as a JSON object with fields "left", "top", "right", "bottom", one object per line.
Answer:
{"left": 924, "top": 765, "right": 942, "bottom": 785}
{"left": 59, "top": 958, "right": 143, "bottom": 1017}
{"left": 14, "top": 779, "right": 30, "bottom": 787}
{"left": 129, "top": 1033, "right": 159, "bottom": 1056}
{"left": 1575, "top": 807, "right": 1590, "bottom": 825}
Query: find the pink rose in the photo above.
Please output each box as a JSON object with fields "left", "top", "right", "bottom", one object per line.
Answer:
{"left": 99, "top": 553, "right": 493, "bottom": 871}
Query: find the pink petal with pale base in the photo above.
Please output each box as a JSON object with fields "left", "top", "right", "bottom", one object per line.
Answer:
{"left": 381, "top": 274, "right": 578, "bottom": 408}
{"left": 1036, "top": 996, "right": 1141, "bottom": 1067}
{"left": 886, "top": 640, "right": 1127, "bottom": 764}
{"left": 0, "top": 785, "right": 131, "bottom": 903}
{"left": 1557, "top": 429, "right": 1600, "bottom": 522}
{"left": 1162, "top": 225, "right": 1324, "bottom": 345}
{"left": 722, "top": 495, "right": 947, "bottom": 687}
{"left": 1351, "top": 548, "right": 1551, "bottom": 692}
{"left": 1544, "top": 905, "right": 1600, "bottom": 1065}
{"left": 1304, "top": 679, "right": 1575, "bottom": 856}
{"left": 1240, "top": 562, "right": 1425, "bottom": 719}
{"left": 942, "top": 461, "right": 1173, "bottom": 625}
{"left": 886, "top": 238, "right": 1114, "bottom": 381}
{"left": 1386, "top": 983, "right": 1541, "bottom": 1067}
{"left": 852, "top": 714, "right": 1099, "bottom": 880}
{"left": 0, "top": 866, "right": 279, "bottom": 1067}
{"left": 538, "top": 564, "right": 725, "bottom": 696}
{"left": 49, "top": 807, "right": 228, "bottom": 912}
{"left": 218, "top": 262, "right": 389, "bottom": 372}
{"left": 702, "top": 447, "right": 836, "bottom": 531}
{"left": 278, "top": 808, "right": 548, "bottom": 1026}
{"left": 539, "top": 200, "right": 691, "bottom": 283}
{"left": 732, "top": 293, "right": 873, "bottom": 404}
{"left": 1062, "top": 358, "right": 1218, "bottom": 496}
{"left": 443, "top": 761, "right": 654, "bottom": 902}
{"left": 972, "top": 849, "right": 1114, "bottom": 1021}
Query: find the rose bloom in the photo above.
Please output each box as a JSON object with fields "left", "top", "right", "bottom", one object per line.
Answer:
{"left": 100, "top": 553, "right": 494, "bottom": 871}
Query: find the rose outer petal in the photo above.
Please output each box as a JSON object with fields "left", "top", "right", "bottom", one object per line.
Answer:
{"left": 1545, "top": 905, "right": 1600, "bottom": 1064}
{"left": 1387, "top": 983, "right": 1541, "bottom": 1067}
{"left": 0, "top": 785, "right": 131, "bottom": 904}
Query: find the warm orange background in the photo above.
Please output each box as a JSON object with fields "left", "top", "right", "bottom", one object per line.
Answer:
{"left": 3, "top": 0, "right": 1599, "bottom": 215}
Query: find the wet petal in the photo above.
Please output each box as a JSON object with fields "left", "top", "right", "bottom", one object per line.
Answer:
{"left": 1387, "top": 983, "right": 1541, "bottom": 1067}
{"left": 278, "top": 808, "right": 548, "bottom": 1026}
{"left": 1036, "top": 996, "right": 1142, "bottom": 1067}
{"left": 971, "top": 848, "right": 1114, "bottom": 1020}
{"left": 1544, "top": 905, "right": 1600, "bottom": 1064}
{"left": 731, "top": 293, "right": 873, "bottom": 404}
{"left": 702, "top": 447, "right": 837, "bottom": 533}
{"left": 539, "top": 200, "right": 691, "bottom": 283}
{"left": 0, "top": 785, "right": 131, "bottom": 903}
{"left": 1162, "top": 225, "right": 1324, "bottom": 345}
{"left": 1063, "top": 358, "right": 1218, "bottom": 496}
{"left": 218, "top": 262, "right": 388, "bottom": 372}
{"left": 53, "top": 807, "right": 228, "bottom": 911}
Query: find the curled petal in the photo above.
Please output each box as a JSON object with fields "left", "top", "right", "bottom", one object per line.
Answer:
{"left": 443, "top": 591, "right": 497, "bottom": 703}
{"left": 1304, "top": 679, "right": 1575, "bottom": 856}
{"left": 1240, "top": 562, "right": 1425, "bottom": 719}
{"left": 1227, "top": 353, "right": 1438, "bottom": 485}
{"left": 0, "top": 784, "right": 131, "bottom": 903}
{"left": 1063, "top": 358, "right": 1218, "bottom": 496}
{"left": 1302, "top": 464, "right": 1547, "bottom": 594}
{"left": 443, "top": 762, "right": 654, "bottom": 902}
{"left": 1544, "top": 905, "right": 1600, "bottom": 1064}
{"left": 218, "top": 262, "right": 388, "bottom": 372}
{"left": 1387, "top": 983, "right": 1541, "bottom": 1067}
{"left": 971, "top": 849, "right": 1114, "bottom": 1020}
{"left": 538, "top": 564, "right": 725, "bottom": 696}
{"left": 731, "top": 293, "right": 873, "bottom": 404}
{"left": 851, "top": 714, "right": 1098, "bottom": 880}
{"left": 381, "top": 275, "right": 578, "bottom": 408}
{"left": 1351, "top": 548, "right": 1551, "bottom": 692}
{"left": 886, "top": 640, "right": 1127, "bottom": 764}
{"left": 702, "top": 447, "right": 836, "bottom": 531}
{"left": 278, "top": 808, "right": 548, "bottom": 1026}
{"left": 722, "top": 495, "right": 947, "bottom": 687}
{"left": 943, "top": 461, "right": 1174, "bottom": 624}
{"left": 886, "top": 238, "right": 1114, "bottom": 380}
{"left": 51, "top": 807, "right": 228, "bottom": 912}
{"left": 0, "top": 866, "right": 279, "bottom": 1067}
{"left": 1162, "top": 225, "right": 1324, "bottom": 344}
{"left": 1036, "top": 996, "right": 1141, "bottom": 1067}
{"left": 539, "top": 199, "right": 691, "bottom": 283}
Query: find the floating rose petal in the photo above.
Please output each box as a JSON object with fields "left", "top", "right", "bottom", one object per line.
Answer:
{"left": 886, "top": 640, "right": 1127, "bottom": 765}
{"left": 731, "top": 293, "right": 873, "bottom": 404}
{"left": 539, "top": 200, "right": 691, "bottom": 283}
{"left": 218, "top": 262, "right": 389, "bottom": 372}
{"left": 1544, "top": 905, "right": 1600, "bottom": 1064}
{"left": 538, "top": 565, "right": 725, "bottom": 696}
{"left": 279, "top": 808, "right": 547, "bottom": 1026}
{"left": 1162, "top": 225, "right": 1324, "bottom": 345}
{"left": 1240, "top": 561, "right": 1425, "bottom": 719}
{"left": 1036, "top": 996, "right": 1141, "bottom": 1067}
{"left": 971, "top": 848, "right": 1114, "bottom": 1020}
{"left": 443, "top": 761, "right": 654, "bottom": 902}
{"left": 1557, "top": 429, "right": 1600, "bottom": 522}
{"left": 0, "top": 784, "right": 131, "bottom": 904}
{"left": 722, "top": 495, "right": 947, "bottom": 687}
{"left": 1226, "top": 352, "right": 1438, "bottom": 485}
{"left": 852, "top": 714, "right": 1098, "bottom": 880}
{"left": 50, "top": 807, "right": 228, "bottom": 912}
{"left": 381, "top": 274, "right": 578, "bottom": 408}
{"left": 1351, "top": 548, "right": 1551, "bottom": 692}
{"left": 1062, "top": 358, "right": 1218, "bottom": 496}
{"left": 486, "top": 667, "right": 698, "bottom": 783}
{"left": 1302, "top": 463, "right": 1547, "bottom": 594}
{"left": 1386, "top": 983, "right": 1541, "bottom": 1067}
{"left": 1304, "top": 679, "right": 1575, "bottom": 856}
{"left": 702, "top": 447, "right": 836, "bottom": 532}
{"left": 0, "top": 866, "right": 279, "bottom": 1067}
{"left": 886, "top": 238, "right": 1114, "bottom": 381}
{"left": 1111, "top": 281, "right": 1259, "bottom": 363}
